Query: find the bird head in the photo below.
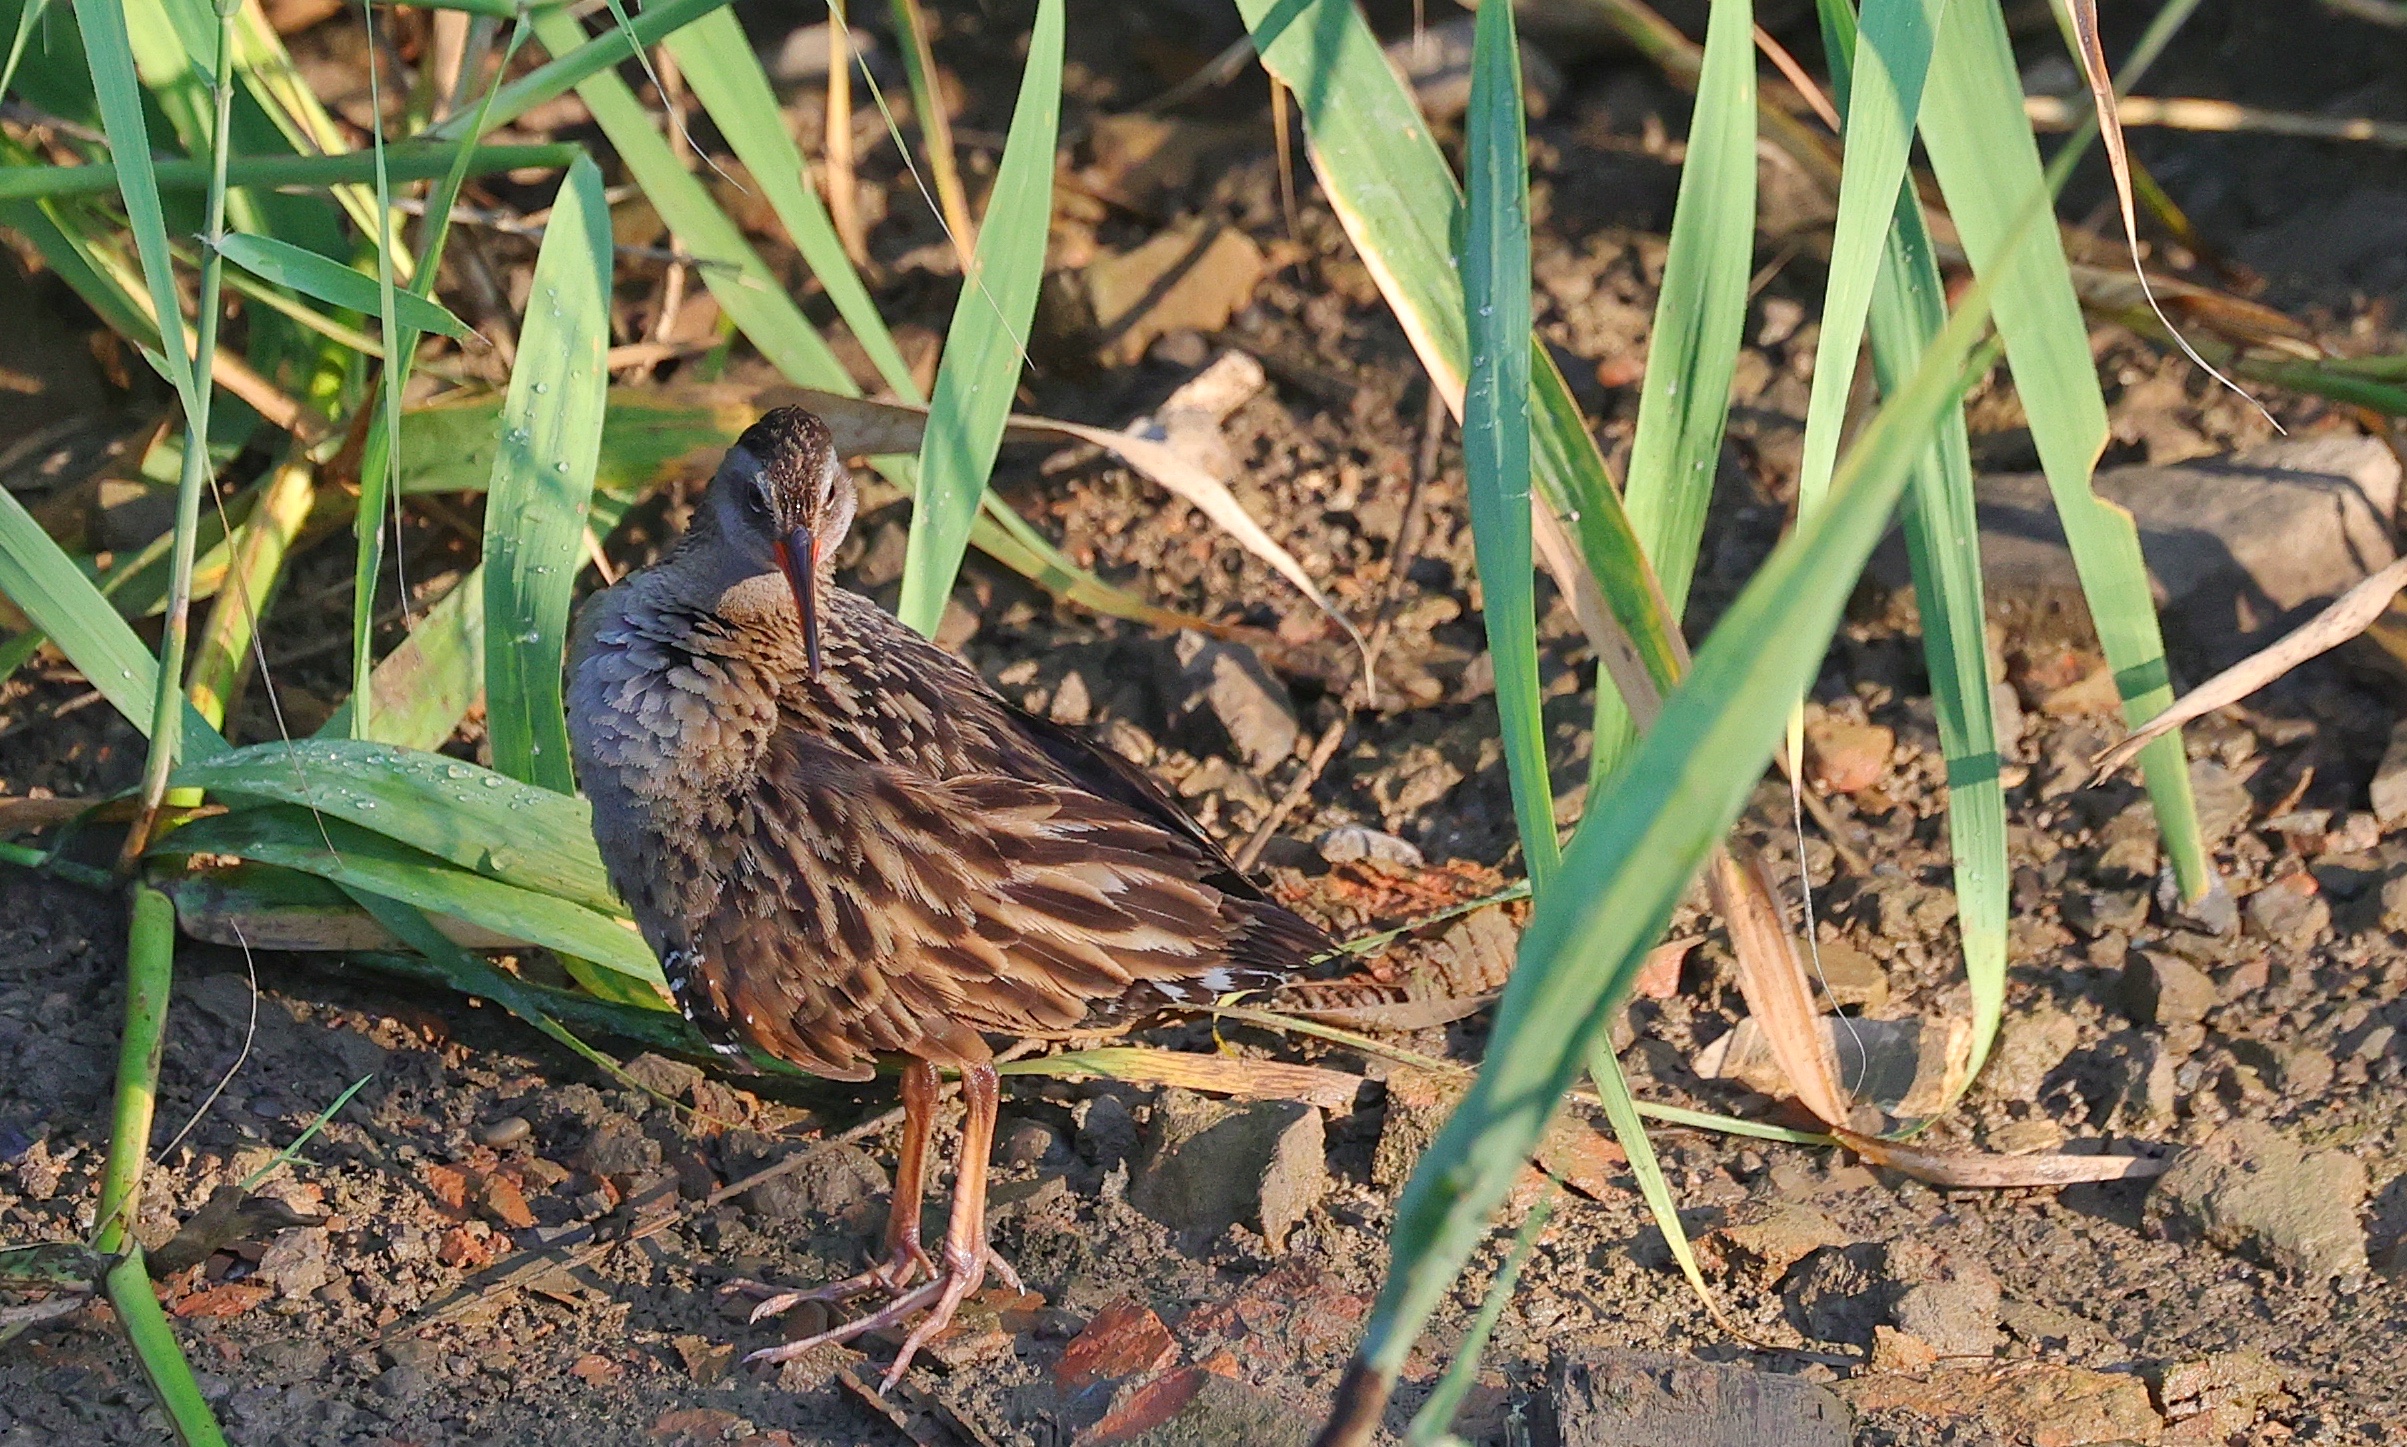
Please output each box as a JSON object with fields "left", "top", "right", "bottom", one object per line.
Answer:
{"left": 705, "top": 407, "right": 858, "bottom": 680}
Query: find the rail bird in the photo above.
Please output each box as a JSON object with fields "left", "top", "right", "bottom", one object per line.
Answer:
{"left": 566, "top": 408, "right": 1330, "bottom": 1388}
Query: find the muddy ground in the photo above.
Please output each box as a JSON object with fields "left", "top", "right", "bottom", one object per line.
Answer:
{"left": 4, "top": 0, "right": 2407, "bottom": 1443}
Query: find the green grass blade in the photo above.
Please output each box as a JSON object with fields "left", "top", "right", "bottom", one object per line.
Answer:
{"left": 1794, "top": 0, "right": 1943, "bottom": 519}
{"left": 106, "top": 1246, "right": 229, "bottom": 1446}
{"left": 0, "top": 141, "right": 580, "bottom": 199}
{"left": 157, "top": 806, "right": 663, "bottom": 987}
{"left": 1821, "top": 0, "right": 2008, "bottom": 1093}
{"left": 484, "top": 152, "right": 610, "bottom": 792}
{"left": 215, "top": 232, "right": 471, "bottom": 339}
{"left": 1236, "top": 0, "right": 1684, "bottom": 704}
{"left": 886, "top": 0, "right": 976, "bottom": 263}
{"left": 525, "top": 6, "right": 857, "bottom": 394}
{"left": 1349, "top": 278, "right": 2011, "bottom": 1401}
{"left": 1590, "top": 0, "right": 1755, "bottom": 785}
{"left": 1920, "top": 0, "right": 2207, "bottom": 909}
{"left": 171, "top": 738, "right": 618, "bottom": 912}
{"left": 469, "top": 0, "right": 732, "bottom": 140}
{"left": 1459, "top": 0, "right": 1553, "bottom": 894}
{"left": 895, "top": 0, "right": 1061, "bottom": 636}
{"left": 1400, "top": 1191, "right": 1553, "bottom": 1447}
{"left": 661, "top": 7, "right": 917, "bottom": 398}
{"left": 0, "top": 0, "right": 50, "bottom": 106}
{"left": 347, "top": 0, "right": 408, "bottom": 740}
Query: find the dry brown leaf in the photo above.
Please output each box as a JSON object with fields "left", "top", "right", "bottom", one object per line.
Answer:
{"left": 1707, "top": 848, "right": 1851, "bottom": 1128}
{"left": 1840, "top": 1130, "right": 2171, "bottom": 1187}
{"left": 2093, "top": 554, "right": 2407, "bottom": 782}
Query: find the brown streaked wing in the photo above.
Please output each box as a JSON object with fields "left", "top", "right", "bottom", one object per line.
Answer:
{"left": 678, "top": 732, "right": 1316, "bottom": 1079}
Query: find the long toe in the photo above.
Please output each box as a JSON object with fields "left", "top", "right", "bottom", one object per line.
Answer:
{"left": 743, "top": 1278, "right": 949, "bottom": 1367}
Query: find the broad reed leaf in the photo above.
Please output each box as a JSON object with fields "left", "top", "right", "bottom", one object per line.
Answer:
{"left": 895, "top": 0, "right": 1061, "bottom": 636}
{"left": 156, "top": 806, "right": 661, "bottom": 986}
{"left": 1459, "top": 0, "right": 1552, "bottom": 891}
{"left": 484, "top": 153, "right": 610, "bottom": 793}
{"left": 170, "top": 739, "right": 620, "bottom": 915}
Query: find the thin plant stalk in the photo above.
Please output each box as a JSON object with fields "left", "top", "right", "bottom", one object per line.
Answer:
{"left": 825, "top": 0, "right": 867, "bottom": 265}
{"left": 92, "top": 885, "right": 178, "bottom": 1254}
{"left": 886, "top": 0, "right": 975, "bottom": 267}
{"left": 120, "top": 0, "right": 239, "bottom": 863}
{"left": 188, "top": 455, "right": 316, "bottom": 728}
{"left": 106, "top": 1247, "right": 228, "bottom": 1447}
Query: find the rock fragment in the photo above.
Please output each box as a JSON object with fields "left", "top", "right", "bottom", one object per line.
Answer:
{"left": 1128, "top": 1091, "right": 1324, "bottom": 1249}
{"left": 2147, "top": 1120, "right": 2369, "bottom": 1281}
{"left": 1167, "top": 632, "right": 1298, "bottom": 772}
{"left": 1551, "top": 1349, "right": 1850, "bottom": 1447}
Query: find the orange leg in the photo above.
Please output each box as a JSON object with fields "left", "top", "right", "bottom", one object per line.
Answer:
{"left": 747, "top": 1062, "right": 1010, "bottom": 1392}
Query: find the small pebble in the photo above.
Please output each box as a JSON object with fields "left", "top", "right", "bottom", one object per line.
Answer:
{"left": 477, "top": 1115, "right": 532, "bottom": 1148}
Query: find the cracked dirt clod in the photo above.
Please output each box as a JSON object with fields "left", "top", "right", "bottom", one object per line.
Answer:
{"left": 1551, "top": 1349, "right": 1850, "bottom": 1447}
{"left": 1127, "top": 1091, "right": 1324, "bottom": 1249}
{"left": 2146, "top": 1120, "right": 2370, "bottom": 1282}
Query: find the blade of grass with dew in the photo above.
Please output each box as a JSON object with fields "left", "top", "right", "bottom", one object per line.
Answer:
{"left": 1587, "top": 0, "right": 1755, "bottom": 789}
{"left": 1321, "top": 280, "right": 2011, "bottom": 1444}
{"left": 1820, "top": 0, "right": 2007, "bottom": 1093}
{"left": 171, "top": 738, "right": 620, "bottom": 913}
{"left": 1235, "top": 0, "right": 1684, "bottom": 705}
{"left": 214, "top": 233, "right": 471, "bottom": 339}
{"left": 156, "top": 806, "right": 665, "bottom": 987}
{"left": 106, "top": 1246, "right": 228, "bottom": 1447}
{"left": 1919, "top": 0, "right": 2209, "bottom": 909}
{"left": 484, "top": 152, "right": 609, "bottom": 792}
{"left": 1460, "top": 0, "right": 1552, "bottom": 894}
{"left": 894, "top": 0, "right": 1061, "bottom": 635}
{"left": 1402, "top": 1192, "right": 1554, "bottom": 1447}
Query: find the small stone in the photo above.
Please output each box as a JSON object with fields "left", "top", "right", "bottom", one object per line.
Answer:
{"left": 475, "top": 1115, "right": 531, "bottom": 1149}
{"left": 1806, "top": 940, "right": 1888, "bottom": 1014}
{"left": 575, "top": 1116, "right": 661, "bottom": 1178}
{"left": 1983, "top": 1117, "right": 2065, "bottom": 1155}
{"left": 1552, "top": 1349, "right": 1851, "bottom": 1447}
{"left": 2158, "top": 865, "right": 2241, "bottom": 937}
{"left": 1983, "top": 1004, "right": 2081, "bottom": 1100}
{"left": 2370, "top": 718, "right": 2407, "bottom": 828}
{"left": 2093, "top": 803, "right": 2161, "bottom": 884}
{"left": 2063, "top": 889, "right": 2149, "bottom": 939}
{"left": 1168, "top": 632, "right": 1298, "bottom": 772}
{"left": 670, "top": 1335, "right": 736, "bottom": 1386}
{"left": 2158, "top": 1350, "right": 2283, "bottom": 1441}
{"left": 1076, "top": 1092, "right": 1140, "bottom": 1170}
{"left": 254, "top": 1227, "right": 334, "bottom": 1299}
{"left": 743, "top": 1142, "right": 887, "bottom": 1226}
{"left": 997, "top": 1117, "right": 1063, "bottom": 1170}
{"left": 1885, "top": 1239, "right": 2001, "bottom": 1358}
{"left": 1804, "top": 719, "right": 1893, "bottom": 795}
{"left": 1128, "top": 1091, "right": 1324, "bottom": 1249}
{"left": 1084, "top": 222, "right": 1266, "bottom": 367}
{"left": 1314, "top": 825, "right": 1425, "bottom": 869}
{"left": 2146, "top": 1120, "right": 2369, "bottom": 1281}
{"left": 2244, "top": 873, "right": 2330, "bottom": 950}
{"left": 2187, "top": 761, "right": 2255, "bottom": 842}
{"left": 2124, "top": 952, "right": 2218, "bottom": 1029}
{"left": 1372, "top": 1069, "right": 1461, "bottom": 1193}
{"left": 2229, "top": 1037, "right": 2336, "bottom": 1099}
{"left": 1054, "top": 1299, "right": 1179, "bottom": 1391}
{"left": 1079, "top": 1365, "right": 1311, "bottom": 1447}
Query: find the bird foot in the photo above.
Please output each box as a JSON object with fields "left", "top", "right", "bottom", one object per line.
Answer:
{"left": 726, "top": 1243, "right": 935, "bottom": 1323}
{"left": 744, "top": 1239, "right": 989, "bottom": 1392}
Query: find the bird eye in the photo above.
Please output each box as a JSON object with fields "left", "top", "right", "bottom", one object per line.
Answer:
{"left": 745, "top": 480, "right": 773, "bottom": 518}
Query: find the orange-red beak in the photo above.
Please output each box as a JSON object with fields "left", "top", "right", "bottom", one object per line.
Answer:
{"left": 774, "top": 525, "right": 821, "bottom": 680}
